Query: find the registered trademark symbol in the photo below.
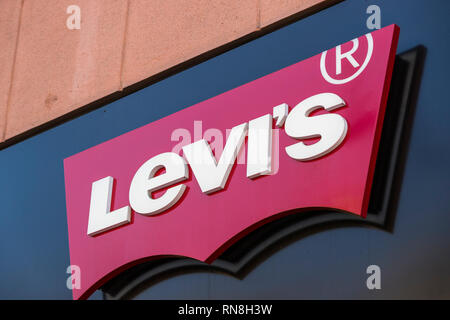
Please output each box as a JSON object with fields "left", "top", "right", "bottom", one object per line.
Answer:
{"left": 320, "top": 33, "right": 373, "bottom": 85}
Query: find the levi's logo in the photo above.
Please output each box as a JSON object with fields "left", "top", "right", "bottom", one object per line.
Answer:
{"left": 64, "top": 25, "right": 399, "bottom": 299}
{"left": 87, "top": 92, "right": 347, "bottom": 236}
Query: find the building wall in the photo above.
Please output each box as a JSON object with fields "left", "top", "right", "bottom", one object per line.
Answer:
{"left": 0, "top": 0, "right": 333, "bottom": 145}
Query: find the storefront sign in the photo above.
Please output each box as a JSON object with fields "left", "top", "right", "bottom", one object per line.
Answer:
{"left": 64, "top": 25, "right": 399, "bottom": 299}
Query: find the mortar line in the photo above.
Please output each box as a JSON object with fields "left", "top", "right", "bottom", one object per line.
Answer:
{"left": 256, "top": 0, "right": 261, "bottom": 30}
{"left": 119, "top": 0, "right": 131, "bottom": 91}
{"left": 2, "top": 0, "right": 25, "bottom": 141}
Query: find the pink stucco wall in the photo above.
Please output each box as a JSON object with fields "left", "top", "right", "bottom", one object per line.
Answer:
{"left": 0, "top": 0, "right": 333, "bottom": 144}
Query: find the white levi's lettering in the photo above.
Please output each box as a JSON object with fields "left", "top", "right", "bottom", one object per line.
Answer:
{"left": 87, "top": 93, "right": 348, "bottom": 236}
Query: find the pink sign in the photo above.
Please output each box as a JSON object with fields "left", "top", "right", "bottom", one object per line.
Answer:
{"left": 64, "top": 25, "right": 399, "bottom": 299}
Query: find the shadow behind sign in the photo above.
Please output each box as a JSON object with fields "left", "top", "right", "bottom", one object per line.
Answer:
{"left": 101, "top": 46, "right": 426, "bottom": 300}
